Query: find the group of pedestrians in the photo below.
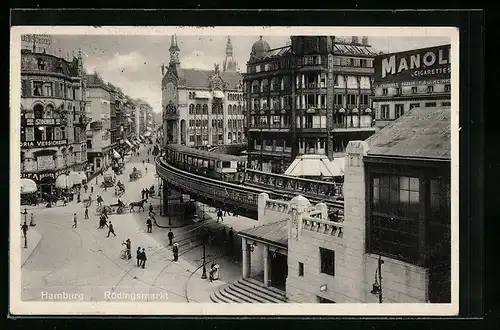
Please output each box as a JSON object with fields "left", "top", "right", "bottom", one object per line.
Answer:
{"left": 136, "top": 246, "right": 148, "bottom": 268}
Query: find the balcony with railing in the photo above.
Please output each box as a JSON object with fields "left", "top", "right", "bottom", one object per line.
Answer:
{"left": 248, "top": 123, "right": 291, "bottom": 131}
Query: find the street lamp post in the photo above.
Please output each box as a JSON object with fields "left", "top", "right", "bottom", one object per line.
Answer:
{"left": 370, "top": 229, "right": 384, "bottom": 303}
{"left": 201, "top": 228, "right": 207, "bottom": 279}
{"left": 167, "top": 183, "right": 171, "bottom": 226}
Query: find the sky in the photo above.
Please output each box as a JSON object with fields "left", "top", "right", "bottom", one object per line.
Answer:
{"left": 26, "top": 34, "right": 450, "bottom": 113}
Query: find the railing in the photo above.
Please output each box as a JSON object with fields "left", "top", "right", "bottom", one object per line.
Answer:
{"left": 331, "top": 121, "right": 374, "bottom": 129}
{"left": 244, "top": 169, "right": 343, "bottom": 200}
{"left": 248, "top": 124, "right": 291, "bottom": 129}
{"left": 302, "top": 215, "right": 344, "bottom": 238}
{"left": 303, "top": 123, "right": 326, "bottom": 129}
{"left": 265, "top": 200, "right": 290, "bottom": 213}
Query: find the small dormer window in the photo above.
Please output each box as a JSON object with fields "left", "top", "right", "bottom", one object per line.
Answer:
{"left": 37, "top": 58, "right": 45, "bottom": 70}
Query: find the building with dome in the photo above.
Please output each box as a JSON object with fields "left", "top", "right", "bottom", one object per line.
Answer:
{"left": 161, "top": 36, "right": 245, "bottom": 147}
{"left": 243, "top": 36, "right": 378, "bottom": 173}
{"left": 20, "top": 46, "right": 88, "bottom": 195}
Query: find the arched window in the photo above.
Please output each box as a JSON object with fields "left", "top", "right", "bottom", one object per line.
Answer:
{"left": 228, "top": 132, "right": 232, "bottom": 142}
{"left": 189, "top": 104, "right": 195, "bottom": 114}
{"left": 45, "top": 104, "right": 54, "bottom": 118}
{"left": 195, "top": 104, "right": 201, "bottom": 115}
{"left": 202, "top": 104, "right": 208, "bottom": 114}
{"left": 33, "top": 104, "right": 43, "bottom": 119}
{"left": 238, "top": 105, "right": 242, "bottom": 115}
{"left": 212, "top": 104, "right": 217, "bottom": 114}
{"left": 228, "top": 105, "right": 232, "bottom": 115}
{"left": 219, "top": 104, "right": 223, "bottom": 115}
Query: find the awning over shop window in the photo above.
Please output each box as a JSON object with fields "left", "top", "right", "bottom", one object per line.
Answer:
{"left": 20, "top": 178, "right": 37, "bottom": 194}
{"left": 124, "top": 139, "right": 134, "bottom": 148}
{"left": 212, "top": 90, "right": 225, "bottom": 99}
{"left": 112, "top": 149, "right": 121, "bottom": 159}
{"left": 338, "top": 108, "right": 346, "bottom": 113}
{"left": 68, "top": 172, "right": 83, "bottom": 185}
{"left": 55, "top": 175, "right": 72, "bottom": 189}
{"left": 195, "top": 91, "right": 212, "bottom": 99}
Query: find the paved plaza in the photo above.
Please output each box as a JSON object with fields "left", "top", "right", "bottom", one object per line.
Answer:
{"left": 21, "top": 145, "right": 242, "bottom": 303}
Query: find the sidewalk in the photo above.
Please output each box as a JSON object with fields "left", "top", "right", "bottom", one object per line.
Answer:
{"left": 21, "top": 228, "right": 42, "bottom": 267}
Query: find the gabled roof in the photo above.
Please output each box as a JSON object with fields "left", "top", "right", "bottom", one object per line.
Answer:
{"left": 239, "top": 220, "right": 288, "bottom": 248}
{"left": 334, "top": 43, "right": 377, "bottom": 57}
{"left": 366, "top": 106, "right": 451, "bottom": 160}
{"left": 169, "top": 68, "right": 242, "bottom": 90}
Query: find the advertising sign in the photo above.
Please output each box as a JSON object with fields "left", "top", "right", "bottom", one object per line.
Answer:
{"left": 21, "top": 139, "right": 68, "bottom": 149}
{"left": 374, "top": 44, "right": 451, "bottom": 84}
{"left": 24, "top": 118, "right": 61, "bottom": 126}
{"left": 22, "top": 169, "right": 67, "bottom": 182}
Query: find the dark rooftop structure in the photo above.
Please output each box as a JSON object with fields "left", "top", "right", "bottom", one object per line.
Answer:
{"left": 239, "top": 220, "right": 289, "bottom": 248}
{"left": 365, "top": 106, "right": 451, "bottom": 160}
{"left": 173, "top": 68, "right": 242, "bottom": 90}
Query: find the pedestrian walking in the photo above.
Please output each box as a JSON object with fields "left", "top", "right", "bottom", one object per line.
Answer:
{"left": 145, "top": 189, "right": 149, "bottom": 199}
{"left": 107, "top": 221, "right": 116, "bottom": 237}
{"left": 141, "top": 189, "right": 145, "bottom": 200}
{"left": 136, "top": 247, "right": 142, "bottom": 266}
{"left": 29, "top": 213, "right": 36, "bottom": 227}
{"left": 142, "top": 160, "right": 145, "bottom": 166}
{"left": 228, "top": 227, "right": 234, "bottom": 254}
{"left": 145, "top": 166, "right": 148, "bottom": 173}
{"left": 72, "top": 213, "right": 77, "bottom": 228}
{"left": 21, "top": 221, "right": 28, "bottom": 248}
{"left": 91, "top": 186, "right": 94, "bottom": 194}
{"left": 148, "top": 203, "right": 155, "bottom": 216}
{"left": 167, "top": 229, "right": 174, "bottom": 246}
{"left": 217, "top": 209, "right": 223, "bottom": 222}
{"left": 104, "top": 184, "right": 107, "bottom": 192}
{"left": 122, "top": 238, "right": 132, "bottom": 260}
{"left": 84, "top": 206, "right": 89, "bottom": 219}
{"left": 102, "top": 207, "right": 108, "bottom": 220}
{"left": 84, "top": 184, "right": 88, "bottom": 193}
{"left": 141, "top": 248, "right": 147, "bottom": 269}
{"left": 63, "top": 196, "right": 67, "bottom": 206}
{"left": 77, "top": 192, "right": 81, "bottom": 203}
{"left": 146, "top": 217, "right": 152, "bottom": 233}
{"left": 172, "top": 243, "right": 179, "bottom": 261}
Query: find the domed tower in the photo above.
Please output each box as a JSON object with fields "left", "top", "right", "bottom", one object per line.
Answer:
{"left": 250, "top": 36, "right": 271, "bottom": 62}
{"left": 223, "top": 36, "right": 237, "bottom": 72}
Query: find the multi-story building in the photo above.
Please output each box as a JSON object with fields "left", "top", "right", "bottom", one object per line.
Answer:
{"left": 244, "top": 36, "right": 377, "bottom": 173}
{"left": 20, "top": 46, "right": 88, "bottom": 195}
{"left": 372, "top": 44, "right": 451, "bottom": 129}
{"left": 84, "top": 72, "right": 113, "bottom": 174}
{"left": 161, "top": 35, "right": 244, "bottom": 147}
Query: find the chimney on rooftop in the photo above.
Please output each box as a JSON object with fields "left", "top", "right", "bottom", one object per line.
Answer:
{"left": 362, "top": 36, "right": 368, "bottom": 45}
{"left": 352, "top": 36, "right": 359, "bottom": 44}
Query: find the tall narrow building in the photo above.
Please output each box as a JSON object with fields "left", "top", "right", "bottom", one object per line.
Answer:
{"left": 161, "top": 35, "right": 244, "bottom": 147}
{"left": 223, "top": 36, "right": 238, "bottom": 72}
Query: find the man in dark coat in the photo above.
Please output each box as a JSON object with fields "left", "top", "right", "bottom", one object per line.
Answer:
{"left": 146, "top": 217, "right": 152, "bottom": 233}
{"left": 140, "top": 248, "right": 147, "bottom": 269}
{"left": 141, "top": 189, "right": 145, "bottom": 200}
{"left": 136, "top": 247, "right": 142, "bottom": 267}
{"left": 107, "top": 221, "right": 116, "bottom": 237}
{"left": 167, "top": 229, "right": 174, "bottom": 246}
{"left": 84, "top": 206, "right": 89, "bottom": 219}
{"left": 216, "top": 209, "right": 223, "bottom": 223}
{"left": 21, "top": 221, "right": 28, "bottom": 248}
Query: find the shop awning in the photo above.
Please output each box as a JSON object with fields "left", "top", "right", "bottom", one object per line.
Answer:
{"left": 213, "top": 90, "right": 225, "bottom": 99}
{"left": 364, "top": 108, "right": 372, "bottom": 113}
{"left": 124, "top": 139, "right": 134, "bottom": 148}
{"left": 55, "top": 175, "right": 72, "bottom": 189}
{"left": 77, "top": 171, "right": 87, "bottom": 181}
{"left": 338, "top": 108, "right": 346, "bottom": 113}
{"left": 195, "top": 91, "right": 212, "bottom": 99}
{"left": 20, "top": 178, "right": 37, "bottom": 194}
{"left": 68, "top": 172, "right": 84, "bottom": 185}
{"left": 284, "top": 154, "right": 344, "bottom": 178}
{"left": 112, "top": 149, "right": 121, "bottom": 159}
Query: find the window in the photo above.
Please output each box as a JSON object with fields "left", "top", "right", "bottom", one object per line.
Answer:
{"left": 202, "top": 104, "right": 208, "bottom": 114}
{"left": 442, "top": 101, "right": 451, "bottom": 106}
{"left": 195, "top": 104, "right": 201, "bottom": 115}
{"left": 304, "top": 56, "right": 314, "bottom": 65}
{"left": 409, "top": 103, "right": 420, "bottom": 109}
{"left": 360, "top": 94, "right": 369, "bottom": 105}
{"left": 371, "top": 175, "right": 420, "bottom": 263}
{"left": 320, "top": 248, "right": 335, "bottom": 276}
{"left": 382, "top": 88, "right": 388, "bottom": 95}
{"left": 395, "top": 88, "right": 402, "bottom": 95}
{"left": 33, "top": 81, "right": 43, "bottom": 96}
{"left": 347, "top": 94, "right": 356, "bottom": 105}
{"left": 37, "top": 58, "right": 45, "bottom": 70}
{"left": 189, "top": 104, "right": 194, "bottom": 114}
{"left": 425, "top": 102, "right": 437, "bottom": 107}
{"left": 60, "top": 127, "right": 66, "bottom": 139}
{"left": 334, "top": 94, "right": 343, "bottom": 105}
{"left": 73, "top": 88, "right": 76, "bottom": 100}
{"left": 353, "top": 58, "right": 361, "bottom": 67}
{"left": 395, "top": 104, "right": 405, "bottom": 119}
{"left": 427, "top": 85, "right": 434, "bottom": 93}
{"left": 189, "top": 135, "right": 195, "bottom": 142}
{"left": 25, "top": 127, "right": 34, "bottom": 142}
{"left": 445, "top": 84, "right": 451, "bottom": 92}
{"left": 411, "top": 86, "right": 418, "bottom": 93}
{"left": 380, "top": 105, "right": 389, "bottom": 119}
{"left": 298, "top": 262, "right": 304, "bottom": 276}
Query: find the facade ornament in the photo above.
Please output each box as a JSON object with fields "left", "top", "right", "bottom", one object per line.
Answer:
{"left": 214, "top": 63, "right": 220, "bottom": 75}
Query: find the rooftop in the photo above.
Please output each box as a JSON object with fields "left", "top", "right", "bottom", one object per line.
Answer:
{"left": 170, "top": 67, "right": 242, "bottom": 90}
{"left": 238, "top": 220, "right": 288, "bottom": 248}
{"left": 285, "top": 154, "right": 344, "bottom": 178}
{"left": 366, "top": 106, "right": 451, "bottom": 160}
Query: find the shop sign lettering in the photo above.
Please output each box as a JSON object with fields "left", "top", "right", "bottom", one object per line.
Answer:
{"left": 21, "top": 139, "right": 67, "bottom": 149}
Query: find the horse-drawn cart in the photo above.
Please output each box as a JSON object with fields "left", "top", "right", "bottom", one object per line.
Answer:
{"left": 101, "top": 173, "right": 115, "bottom": 188}
{"left": 129, "top": 168, "right": 142, "bottom": 182}
{"left": 97, "top": 204, "right": 126, "bottom": 215}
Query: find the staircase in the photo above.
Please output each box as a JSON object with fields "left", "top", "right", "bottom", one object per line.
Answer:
{"left": 210, "top": 278, "right": 287, "bottom": 303}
